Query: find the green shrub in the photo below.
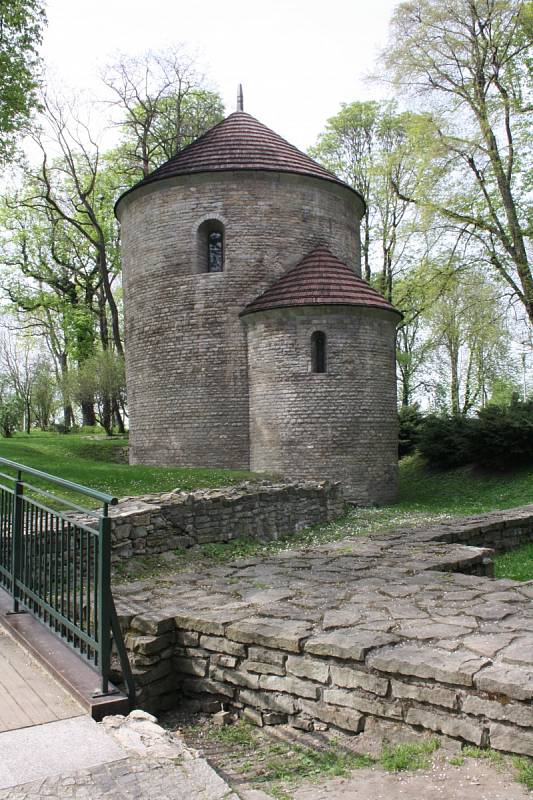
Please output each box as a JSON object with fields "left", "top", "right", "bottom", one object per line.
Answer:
{"left": 398, "top": 404, "right": 425, "bottom": 458}
{"left": 472, "top": 400, "right": 533, "bottom": 468}
{"left": 416, "top": 400, "right": 533, "bottom": 470}
{"left": 417, "top": 414, "right": 474, "bottom": 468}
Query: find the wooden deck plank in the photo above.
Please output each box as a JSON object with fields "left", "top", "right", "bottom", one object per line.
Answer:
{"left": 0, "top": 658, "right": 59, "bottom": 726}
{"left": 0, "top": 630, "right": 83, "bottom": 732}
{"left": 2, "top": 638, "right": 81, "bottom": 721}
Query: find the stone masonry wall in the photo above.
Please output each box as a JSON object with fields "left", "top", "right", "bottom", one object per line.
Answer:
{"left": 118, "top": 170, "right": 363, "bottom": 470}
{"left": 245, "top": 306, "right": 399, "bottom": 505}
{"left": 110, "top": 481, "right": 345, "bottom": 561}
{"left": 114, "top": 504, "right": 533, "bottom": 757}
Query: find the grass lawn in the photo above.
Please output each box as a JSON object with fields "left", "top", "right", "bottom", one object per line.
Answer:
{"left": 494, "top": 543, "right": 533, "bottom": 582}
{"left": 1, "top": 433, "right": 533, "bottom": 575}
{"left": 0, "top": 431, "right": 261, "bottom": 508}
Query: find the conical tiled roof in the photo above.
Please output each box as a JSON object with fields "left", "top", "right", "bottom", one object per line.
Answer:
{"left": 240, "top": 246, "right": 401, "bottom": 317}
{"left": 116, "top": 112, "right": 363, "bottom": 208}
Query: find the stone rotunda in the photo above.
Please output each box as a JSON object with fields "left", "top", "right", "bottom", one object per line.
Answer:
{"left": 115, "top": 103, "right": 402, "bottom": 504}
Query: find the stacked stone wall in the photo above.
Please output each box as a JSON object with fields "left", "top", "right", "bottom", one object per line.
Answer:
{"left": 109, "top": 481, "right": 345, "bottom": 560}
{"left": 114, "top": 504, "right": 533, "bottom": 756}
{"left": 118, "top": 598, "right": 532, "bottom": 757}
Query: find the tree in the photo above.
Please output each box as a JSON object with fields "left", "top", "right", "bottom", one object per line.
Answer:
{"left": 26, "top": 93, "right": 124, "bottom": 357}
{"left": 383, "top": 0, "right": 533, "bottom": 324}
{"left": 427, "top": 269, "right": 511, "bottom": 413}
{"left": 31, "top": 358, "right": 56, "bottom": 429}
{"left": 310, "top": 101, "right": 420, "bottom": 295}
{"left": 75, "top": 350, "right": 126, "bottom": 435}
{"left": 0, "top": 185, "right": 102, "bottom": 426}
{"left": 0, "top": 0, "right": 45, "bottom": 162}
{"left": 103, "top": 47, "right": 225, "bottom": 180}
{"left": 0, "top": 333, "right": 37, "bottom": 433}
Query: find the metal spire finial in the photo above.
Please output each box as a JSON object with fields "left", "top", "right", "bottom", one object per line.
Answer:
{"left": 237, "top": 84, "right": 244, "bottom": 112}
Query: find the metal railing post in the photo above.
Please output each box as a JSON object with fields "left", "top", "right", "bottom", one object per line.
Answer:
{"left": 97, "top": 505, "right": 111, "bottom": 694}
{"left": 11, "top": 471, "right": 23, "bottom": 612}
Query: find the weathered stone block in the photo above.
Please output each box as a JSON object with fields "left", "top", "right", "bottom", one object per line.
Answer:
{"left": 175, "top": 610, "right": 248, "bottom": 636}
{"left": 181, "top": 677, "right": 235, "bottom": 699}
{"left": 238, "top": 688, "right": 298, "bottom": 715}
{"left": 212, "top": 654, "right": 238, "bottom": 669}
{"left": 226, "top": 617, "right": 312, "bottom": 653}
{"left": 258, "top": 675, "right": 319, "bottom": 700}
{"left": 286, "top": 656, "right": 329, "bottom": 684}
{"left": 299, "top": 699, "right": 364, "bottom": 733}
{"left": 490, "top": 722, "right": 533, "bottom": 756}
{"left": 248, "top": 646, "right": 286, "bottom": 666}
{"left": 125, "top": 633, "right": 174, "bottom": 655}
{"left": 323, "top": 688, "right": 402, "bottom": 719}
{"left": 331, "top": 665, "right": 389, "bottom": 696}
{"left": 130, "top": 614, "right": 175, "bottom": 635}
{"left": 263, "top": 712, "right": 288, "bottom": 725}
{"left": 474, "top": 663, "right": 533, "bottom": 701}
{"left": 210, "top": 667, "right": 260, "bottom": 690}
{"left": 391, "top": 679, "right": 457, "bottom": 709}
{"left": 405, "top": 707, "right": 485, "bottom": 745}
{"left": 461, "top": 694, "right": 533, "bottom": 727}
{"left": 305, "top": 630, "right": 398, "bottom": 661}
{"left": 242, "top": 660, "right": 286, "bottom": 676}
{"left": 288, "top": 715, "right": 314, "bottom": 731}
{"left": 199, "top": 635, "right": 247, "bottom": 657}
{"left": 133, "top": 659, "right": 173, "bottom": 686}
{"left": 368, "top": 645, "right": 489, "bottom": 687}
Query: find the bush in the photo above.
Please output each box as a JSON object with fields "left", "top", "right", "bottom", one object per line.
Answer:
{"left": 416, "top": 400, "right": 533, "bottom": 470}
{"left": 398, "top": 404, "right": 425, "bottom": 458}
{"left": 417, "top": 414, "right": 475, "bottom": 469}
{"left": 0, "top": 397, "right": 22, "bottom": 438}
{"left": 472, "top": 400, "right": 533, "bottom": 469}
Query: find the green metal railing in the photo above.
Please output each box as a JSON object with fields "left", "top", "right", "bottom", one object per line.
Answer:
{"left": 0, "top": 458, "right": 134, "bottom": 705}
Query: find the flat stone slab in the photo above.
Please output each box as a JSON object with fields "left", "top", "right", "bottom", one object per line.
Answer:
{"left": 367, "top": 645, "right": 490, "bottom": 686}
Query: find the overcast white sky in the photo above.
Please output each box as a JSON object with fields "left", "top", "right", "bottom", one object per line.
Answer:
{"left": 41, "top": 0, "right": 398, "bottom": 151}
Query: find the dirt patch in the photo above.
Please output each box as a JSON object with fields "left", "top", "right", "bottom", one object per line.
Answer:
{"left": 161, "top": 706, "right": 531, "bottom": 800}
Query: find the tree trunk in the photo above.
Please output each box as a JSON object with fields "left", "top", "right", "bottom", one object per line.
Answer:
{"left": 81, "top": 401, "right": 97, "bottom": 427}
{"left": 449, "top": 348, "right": 460, "bottom": 415}
{"left": 112, "top": 396, "right": 125, "bottom": 434}
{"left": 101, "top": 396, "right": 113, "bottom": 436}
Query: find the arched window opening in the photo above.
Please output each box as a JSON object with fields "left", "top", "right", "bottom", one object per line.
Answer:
{"left": 197, "top": 219, "right": 224, "bottom": 273}
{"left": 208, "top": 230, "right": 223, "bottom": 273}
{"left": 311, "top": 331, "right": 327, "bottom": 373}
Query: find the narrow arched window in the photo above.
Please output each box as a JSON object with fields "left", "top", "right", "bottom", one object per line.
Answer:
{"left": 197, "top": 219, "right": 224, "bottom": 273}
{"left": 208, "top": 231, "right": 223, "bottom": 273}
{"left": 311, "top": 331, "right": 327, "bottom": 373}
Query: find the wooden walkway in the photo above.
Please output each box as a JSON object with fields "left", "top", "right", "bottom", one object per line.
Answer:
{"left": 0, "top": 629, "right": 83, "bottom": 732}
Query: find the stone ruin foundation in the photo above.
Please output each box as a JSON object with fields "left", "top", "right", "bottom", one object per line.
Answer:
{"left": 113, "top": 504, "right": 533, "bottom": 757}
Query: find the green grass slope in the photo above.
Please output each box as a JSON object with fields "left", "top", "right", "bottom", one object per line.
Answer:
{"left": 0, "top": 431, "right": 261, "bottom": 506}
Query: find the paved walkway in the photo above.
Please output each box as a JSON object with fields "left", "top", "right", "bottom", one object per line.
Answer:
{"left": 114, "top": 515, "right": 533, "bottom": 753}
{"left": 0, "top": 630, "right": 82, "bottom": 732}
{"left": 0, "top": 712, "right": 237, "bottom": 799}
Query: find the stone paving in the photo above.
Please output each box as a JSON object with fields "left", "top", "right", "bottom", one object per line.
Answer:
{"left": 114, "top": 507, "right": 533, "bottom": 756}
{"left": 0, "top": 712, "right": 237, "bottom": 800}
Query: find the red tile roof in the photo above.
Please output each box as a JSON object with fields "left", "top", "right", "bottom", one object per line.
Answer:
{"left": 240, "top": 246, "right": 401, "bottom": 317}
{"left": 117, "top": 112, "right": 363, "bottom": 207}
